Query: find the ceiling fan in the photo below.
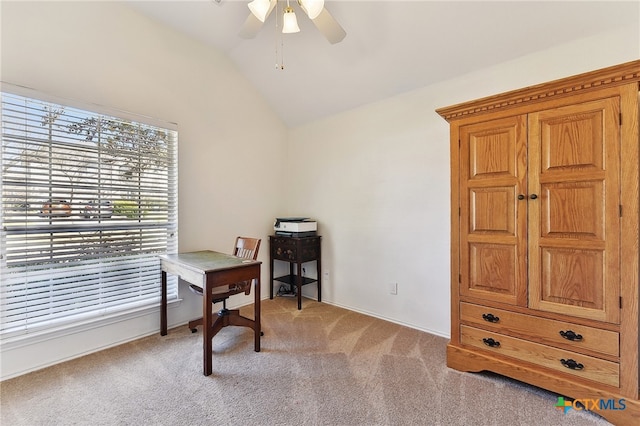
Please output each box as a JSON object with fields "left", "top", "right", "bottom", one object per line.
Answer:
{"left": 238, "top": 0, "right": 346, "bottom": 44}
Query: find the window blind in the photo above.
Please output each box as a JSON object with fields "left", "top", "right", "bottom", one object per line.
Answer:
{"left": 0, "top": 88, "right": 178, "bottom": 339}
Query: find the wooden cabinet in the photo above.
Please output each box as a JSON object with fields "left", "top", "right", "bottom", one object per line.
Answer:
{"left": 269, "top": 235, "right": 321, "bottom": 310}
{"left": 437, "top": 60, "right": 640, "bottom": 425}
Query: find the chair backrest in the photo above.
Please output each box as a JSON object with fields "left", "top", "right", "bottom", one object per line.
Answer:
{"left": 233, "top": 237, "right": 261, "bottom": 261}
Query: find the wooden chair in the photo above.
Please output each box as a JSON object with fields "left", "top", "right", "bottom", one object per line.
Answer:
{"left": 187, "top": 237, "right": 261, "bottom": 336}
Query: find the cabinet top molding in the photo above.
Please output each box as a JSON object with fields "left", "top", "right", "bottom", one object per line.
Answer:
{"left": 436, "top": 59, "right": 640, "bottom": 122}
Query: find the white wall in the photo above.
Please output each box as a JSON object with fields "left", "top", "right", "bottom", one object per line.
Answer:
{"left": 286, "top": 24, "right": 640, "bottom": 337}
{"left": 0, "top": 1, "right": 287, "bottom": 379}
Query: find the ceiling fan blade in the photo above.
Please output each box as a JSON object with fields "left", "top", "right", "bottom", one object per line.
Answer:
{"left": 312, "top": 7, "right": 346, "bottom": 44}
{"left": 238, "top": 0, "right": 277, "bottom": 39}
{"left": 238, "top": 13, "right": 263, "bottom": 39}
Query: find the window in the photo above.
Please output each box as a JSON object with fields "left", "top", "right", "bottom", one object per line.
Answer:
{"left": 0, "top": 86, "right": 178, "bottom": 339}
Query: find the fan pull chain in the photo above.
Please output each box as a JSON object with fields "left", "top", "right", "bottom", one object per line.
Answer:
{"left": 275, "top": 1, "right": 285, "bottom": 70}
{"left": 278, "top": 35, "right": 285, "bottom": 70}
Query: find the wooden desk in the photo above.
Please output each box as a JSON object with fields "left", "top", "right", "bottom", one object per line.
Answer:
{"left": 269, "top": 235, "right": 321, "bottom": 310}
{"left": 159, "top": 250, "right": 261, "bottom": 376}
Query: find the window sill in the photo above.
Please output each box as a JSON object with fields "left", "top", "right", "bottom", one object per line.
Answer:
{"left": 0, "top": 298, "right": 182, "bottom": 351}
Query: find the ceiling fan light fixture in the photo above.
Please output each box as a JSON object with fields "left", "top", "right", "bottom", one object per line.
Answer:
{"left": 248, "top": 0, "right": 271, "bottom": 22}
{"left": 282, "top": 7, "right": 300, "bottom": 33}
{"left": 298, "top": 0, "right": 324, "bottom": 19}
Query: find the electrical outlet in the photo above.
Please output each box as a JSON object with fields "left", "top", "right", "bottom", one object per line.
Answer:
{"left": 389, "top": 283, "right": 398, "bottom": 295}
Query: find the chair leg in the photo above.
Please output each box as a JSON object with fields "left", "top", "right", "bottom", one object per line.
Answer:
{"left": 188, "top": 299, "right": 227, "bottom": 332}
{"left": 188, "top": 317, "right": 203, "bottom": 333}
{"left": 224, "top": 310, "right": 264, "bottom": 336}
{"left": 188, "top": 299, "right": 264, "bottom": 336}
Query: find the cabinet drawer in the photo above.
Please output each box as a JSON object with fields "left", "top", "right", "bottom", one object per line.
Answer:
{"left": 271, "top": 236, "right": 296, "bottom": 249}
{"left": 460, "top": 302, "right": 619, "bottom": 357}
{"left": 460, "top": 325, "right": 619, "bottom": 388}
{"left": 271, "top": 237, "right": 297, "bottom": 261}
{"left": 270, "top": 236, "right": 321, "bottom": 262}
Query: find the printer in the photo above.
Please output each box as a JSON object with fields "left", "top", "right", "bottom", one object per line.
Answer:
{"left": 274, "top": 217, "right": 317, "bottom": 237}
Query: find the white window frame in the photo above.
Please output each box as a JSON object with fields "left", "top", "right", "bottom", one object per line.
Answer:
{"left": 0, "top": 83, "right": 178, "bottom": 342}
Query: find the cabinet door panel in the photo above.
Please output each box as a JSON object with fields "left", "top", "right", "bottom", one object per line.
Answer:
{"left": 459, "top": 116, "right": 527, "bottom": 305}
{"left": 540, "top": 247, "right": 604, "bottom": 309}
{"left": 470, "top": 187, "right": 512, "bottom": 233}
{"left": 542, "top": 181, "right": 603, "bottom": 238}
{"left": 528, "top": 98, "right": 620, "bottom": 323}
{"left": 468, "top": 243, "right": 518, "bottom": 296}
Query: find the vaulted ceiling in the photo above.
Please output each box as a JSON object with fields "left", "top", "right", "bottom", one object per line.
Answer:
{"left": 125, "top": 1, "right": 639, "bottom": 126}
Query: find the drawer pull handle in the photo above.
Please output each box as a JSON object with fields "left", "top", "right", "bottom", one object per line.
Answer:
{"left": 482, "top": 313, "right": 500, "bottom": 323}
{"left": 559, "top": 330, "right": 583, "bottom": 341}
{"left": 482, "top": 337, "right": 500, "bottom": 348}
{"left": 560, "top": 358, "right": 584, "bottom": 370}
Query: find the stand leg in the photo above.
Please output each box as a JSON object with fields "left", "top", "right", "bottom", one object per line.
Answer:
{"left": 317, "top": 256, "right": 321, "bottom": 303}
{"left": 269, "top": 257, "right": 274, "bottom": 299}
{"left": 297, "top": 262, "right": 302, "bottom": 310}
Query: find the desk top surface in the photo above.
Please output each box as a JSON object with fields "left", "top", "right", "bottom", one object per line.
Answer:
{"left": 159, "top": 250, "right": 261, "bottom": 274}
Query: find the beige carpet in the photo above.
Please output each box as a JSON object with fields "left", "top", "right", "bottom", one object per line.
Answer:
{"left": 1, "top": 297, "right": 610, "bottom": 425}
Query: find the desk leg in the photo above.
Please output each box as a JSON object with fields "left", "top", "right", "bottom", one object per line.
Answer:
{"left": 203, "top": 279, "right": 213, "bottom": 376}
{"left": 161, "top": 271, "right": 168, "bottom": 336}
{"left": 254, "top": 274, "right": 261, "bottom": 352}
